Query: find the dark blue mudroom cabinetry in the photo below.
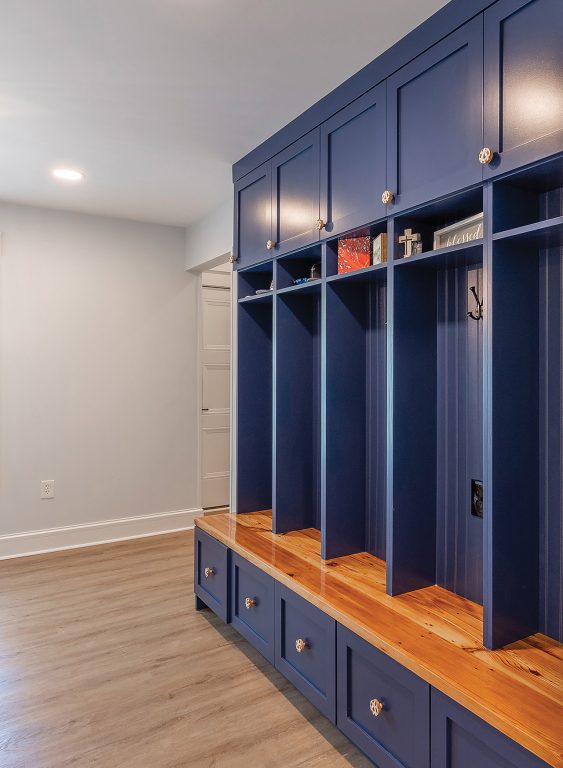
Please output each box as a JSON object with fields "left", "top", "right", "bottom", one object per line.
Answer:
{"left": 216, "top": 0, "right": 563, "bottom": 765}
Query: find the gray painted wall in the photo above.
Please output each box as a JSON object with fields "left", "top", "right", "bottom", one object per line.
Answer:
{"left": 0, "top": 202, "right": 199, "bottom": 538}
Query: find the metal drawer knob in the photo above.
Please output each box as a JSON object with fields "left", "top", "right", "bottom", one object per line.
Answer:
{"left": 381, "top": 190, "right": 395, "bottom": 205}
{"left": 266, "top": 239, "right": 276, "bottom": 250}
{"left": 316, "top": 218, "right": 326, "bottom": 231}
{"left": 244, "top": 597, "right": 256, "bottom": 609}
{"left": 369, "top": 698, "right": 384, "bottom": 717}
{"left": 204, "top": 566, "right": 215, "bottom": 578}
{"left": 295, "top": 638, "right": 308, "bottom": 653}
{"left": 479, "top": 147, "right": 495, "bottom": 165}
{"left": 229, "top": 253, "right": 237, "bottom": 264}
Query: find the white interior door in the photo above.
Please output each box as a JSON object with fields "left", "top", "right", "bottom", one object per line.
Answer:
{"left": 201, "top": 268, "right": 231, "bottom": 509}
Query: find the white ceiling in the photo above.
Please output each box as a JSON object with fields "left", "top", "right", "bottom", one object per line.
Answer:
{"left": 0, "top": 0, "right": 449, "bottom": 227}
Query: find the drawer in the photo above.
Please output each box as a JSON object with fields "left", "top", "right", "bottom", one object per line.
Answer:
{"left": 194, "top": 528, "right": 230, "bottom": 622}
{"left": 231, "top": 553, "right": 275, "bottom": 663}
{"left": 431, "top": 689, "right": 551, "bottom": 768}
{"left": 274, "top": 583, "right": 336, "bottom": 722}
{"left": 337, "top": 625, "right": 430, "bottom": 768}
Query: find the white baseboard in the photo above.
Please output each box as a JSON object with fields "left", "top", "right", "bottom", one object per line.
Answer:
{"left": 0, "top": 508, "right": 202, "bottom": 560}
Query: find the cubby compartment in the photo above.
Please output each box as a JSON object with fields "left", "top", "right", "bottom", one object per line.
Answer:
{"left": 393, "top": 187, "right": 483, "bottom": 263}
{"left": 325, "top": 220, "right": 388, "bottom": 278}
{"left": 237, "top": 300, "right": 273, "bottom": 514}
{"left": 324, "top": 269, "right": 387, "bottom": 560}
{"left": 391, "top": 248, "right": 484, "bottom": 605}
{"left": 492, "top": 155, "right": 563, "bottom": 236}
{"left": 238, "top": 260, "right": 274, "bottom": 301}
{"left": 274, "top": 284, "right": 321, "bottom": 534}
{"left": 276, "top": 244, "right": 323, "bottom": 290}
{"left": 487, "top": 229, "right": 562, "bottom": 647}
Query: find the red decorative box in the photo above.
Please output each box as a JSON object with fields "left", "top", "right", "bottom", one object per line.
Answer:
{"left": 337, "top": 236, "right": 371, "bottom": 273}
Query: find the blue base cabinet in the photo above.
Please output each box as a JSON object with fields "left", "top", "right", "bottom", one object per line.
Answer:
{"left": 337, "top": 625, "right": 430, "bottom": 768}
{"left": 194, "top": 528, "right": 230, "bottom": 622}
{"left": 274, "top": 582, "right": 336, "bottom": 723}
{"left": 231, "top": 552, "right": 275, "bottom": 663}
{"left": 430, "top": 690, "right": 550, "bottom": 768}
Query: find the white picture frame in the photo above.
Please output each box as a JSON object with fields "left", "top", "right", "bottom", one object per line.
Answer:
{"left": 433, "top": 212, "right": 484, "bottom": 250}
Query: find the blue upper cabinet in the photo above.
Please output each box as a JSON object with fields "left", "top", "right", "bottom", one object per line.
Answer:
{"left": 233, "top": 162, "right": 272, "bottom": 269}
{"left": 319, "top": 84, "right": 387, "bottom": 237}
{"left": 386, "top": 17, "right": 484, "bottom": 213}
{"left": 271, "top": 130, "right": 320, "bottom": 256}
{"left": 483, "top": 0, "right": 563, "bottom": 177}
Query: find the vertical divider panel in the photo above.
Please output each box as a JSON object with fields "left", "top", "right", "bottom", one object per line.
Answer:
{"left": 487, "top": 236, "right": 540, "bottom": 648}
{"left": 386, "top": 217, "right": 395, "bottom": 594}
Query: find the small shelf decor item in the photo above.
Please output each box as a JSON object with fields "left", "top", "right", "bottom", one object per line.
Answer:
{"left": 399, "top": 228, "right": 421, "bottom": 257}
{"left": 372, "top": 233, "right": 388, "bottom": 265}
{"left": 337, "top": 236, "right": 371, "bottom": 274}
{"left": 433, "top": 212, "right": 483, "bottom": 250}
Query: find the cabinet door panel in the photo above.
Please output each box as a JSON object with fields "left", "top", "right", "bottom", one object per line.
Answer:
{"left": 272, "top": 130, "right": 320, "bottom": 255}
{"left": 387, "top": 17, "right": 483, "bottom": 212}
{"left": 320, "top": 84, "right": 387, "bottom": 236}
{"left": 194, "top": 528, "right": 230, "bottom": 622}
{"left": 234, "top": 162, "right": 271, "bottom": 269}
{"left": 484, "top": 0, "right": 563, "bottom": 176}
{"left": 431, "top": 690, "right": 550, "bottom": 768}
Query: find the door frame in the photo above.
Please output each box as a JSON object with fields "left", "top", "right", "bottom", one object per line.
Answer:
{"left": 195, "top": 253, "right": 235, "bottom": 513}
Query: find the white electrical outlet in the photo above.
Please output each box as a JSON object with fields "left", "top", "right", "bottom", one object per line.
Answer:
{"left": 40, "top": 480, "right": 55, "bottom": 499}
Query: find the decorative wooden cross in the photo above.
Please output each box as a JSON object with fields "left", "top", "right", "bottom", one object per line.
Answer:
{"left": 399, "top": 228, "right": 421, "bottom": 257}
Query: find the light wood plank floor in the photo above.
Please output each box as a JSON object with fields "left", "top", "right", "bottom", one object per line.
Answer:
{"left": 0, "top": 530, "right": 370, "bottom": 768}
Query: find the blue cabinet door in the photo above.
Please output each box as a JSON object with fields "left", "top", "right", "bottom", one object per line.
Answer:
{"left": 271, "top": 130, "right": 320, "bottom": 255}
{"left": 194, "top": 528, "right": 230, "bottom": 622}
{"left": 274, "top": 582, "right": 336, "bottom": 722}
{"left": 320, "top": 84, "right": 387, "bottom": 237}
{"left": 431, "top": 690, "right": 550, "bottom": 768}
{"left": 483, "top": 0, "right": 563, "bottom": 178}
{"left": 233, "top": 162, "right": 272, "bottom": 269}
{"left": 337, "top": 625, "right": 430, "bottom": 768}
{"left": 386, "top": 17, "right": 483, "bottom": 213}
{"left": 231, "top": 552, "right": 275, "bottom": 663}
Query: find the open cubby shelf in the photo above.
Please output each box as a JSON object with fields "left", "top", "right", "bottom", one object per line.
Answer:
{"left": 393, "top": 186, "right": 483, "bottom": 261}
{"left": 274, "top": 287, "right": 321, "bottom": 535}
{"left": 235, "top": 160, "right": 563, "bottom": 649}
{"left": 492, "top": 155, "right": 563, "bottom": 234}
{"left": 325, "top": 272, "right": 387, "bottom": 560}
{"left": 392, "top": 248, "right": 484, "bottom": 605}
{"left": 326, "top": 262, "right": 387, "bottom": 284}
{"left": 325, "top": 220, "right": 388, "bottom": 278}
{"left": 394, "top": 238, "right": 484, "bottom": 270}
{"left": 487, "top": 224, "right": 562, "bottom": 648}
{"left": 238, "top": 291, "right": 273, "bottom": 305}
{"left": 276, "top": 279, "right": 321, "bottom": 296}
{"left": 276, "top": 244, "right": 322, "bottom": 289}
{"left": 238, "top": 260, "right": 274, "bottom": 300}
{"left": 237, "top": 299, "right": 273, "bottom": 514}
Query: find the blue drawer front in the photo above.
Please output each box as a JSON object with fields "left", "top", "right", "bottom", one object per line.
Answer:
{"left": 275, "top": 582, "right": 336, "bottom": 723}
{"left": 231, "top": 553, "right": 275, "bottom": 663}
{"left": 431, "top": 690, "right": 551, "bottom": 768}
{"left": 194, "top": 528, "right": 230, "bottom": 622}
{"left": 337, "top": 625, "right": 430, "bottom": 768}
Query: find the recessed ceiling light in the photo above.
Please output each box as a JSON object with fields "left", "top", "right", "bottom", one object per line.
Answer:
{"left": 52, "top": 168, "right": 84, "bottom": 181}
